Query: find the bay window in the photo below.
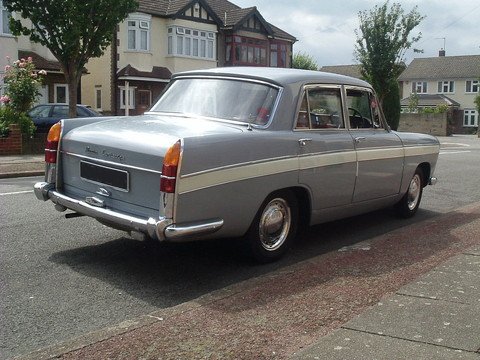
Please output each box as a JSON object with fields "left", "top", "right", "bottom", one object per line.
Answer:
{"left": 167, "top": 26, "right": 215, "bottom": 60}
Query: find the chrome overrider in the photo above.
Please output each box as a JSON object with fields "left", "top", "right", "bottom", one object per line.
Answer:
{"left": 33, "top": 182, "right": 224, "bottom": 241}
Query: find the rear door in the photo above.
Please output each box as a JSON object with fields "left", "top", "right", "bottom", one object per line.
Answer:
{"left": 346, "top": 87, "right": 404, "bottom": 203}
{"left": 296, "top": 85, "right": 357, "bottom": 210}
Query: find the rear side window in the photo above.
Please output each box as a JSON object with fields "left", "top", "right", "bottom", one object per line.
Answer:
{"left": 52, "top": 106, "right": 69, "bottom": 118}
{"left": 77, "top": 107, "right": 90, "bottom": 117}
{"left": 295, "top": 87, "right": 344, "bottom": 130}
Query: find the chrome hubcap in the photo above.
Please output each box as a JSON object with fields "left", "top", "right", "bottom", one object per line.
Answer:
{"left": 259, "top": 198, "right": 291, "bottom": 251}
{"left": 407, "top": 174, "right": 421, "bottom": 211}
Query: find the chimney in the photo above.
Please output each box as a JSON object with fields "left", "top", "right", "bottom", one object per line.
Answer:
{"left": 439, "top": 49, "right": 446, "bottom": 57}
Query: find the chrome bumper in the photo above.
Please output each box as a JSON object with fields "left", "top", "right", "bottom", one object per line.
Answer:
{"left": 428, "top": 176, "right": 438, "bottom": 186}
{"left": 33, "top": 182, "right": 223, "bottom": 241}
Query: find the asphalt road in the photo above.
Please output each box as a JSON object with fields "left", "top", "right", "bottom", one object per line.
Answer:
{"left": 1, "top": 135, "right": 480, "bottom": 359}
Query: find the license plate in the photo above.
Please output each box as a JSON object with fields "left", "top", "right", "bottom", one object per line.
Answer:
{"left": 80, "top": 161, "right": 129, "bottom": 191}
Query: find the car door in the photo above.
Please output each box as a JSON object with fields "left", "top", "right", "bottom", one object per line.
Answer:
{"left": 295, "top": 85, "right": 357, "bottom": 211}
{"left": 346, "top": 87, "right": 404, "bottom": 203}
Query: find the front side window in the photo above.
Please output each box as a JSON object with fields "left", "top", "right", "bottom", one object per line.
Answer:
{"left": 466, "top": 80, "right": 479, "bottom": 93}
{"left": 1, "top": 0, "right": 12, "bottom": 35}
{"left": 412, "top": 81, "right": 427, "bottom": 94}
{"left": 346, "top": 88, "right": 383, "bottom": 129}
{"left": 295, "top": 87, "right": 344, "bottom": 130}
{"left": 437, "top": 80, "right": 454, "bottom": 93}
{"left": 127, "top": 15, "right": 150, "bottom": 51}
{"left": 464, "top": 109, "right": 478, "bottom": 127}
{"left": 151, "top": 78, "right": 279, "bottom": 126}
{"left": 167, "top": 26, "right": 215, "bottom": 60}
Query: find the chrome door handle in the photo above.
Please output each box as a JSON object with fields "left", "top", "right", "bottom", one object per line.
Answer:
{"left": 298, "top": 138, "right": 312, "bottom": 146}
{"left": 354, "top": 136, "right": 366, "bottom": 143}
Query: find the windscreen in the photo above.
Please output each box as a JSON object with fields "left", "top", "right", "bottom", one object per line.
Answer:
{"left": 151, "top": 78, "right": 279, "bottom": 126}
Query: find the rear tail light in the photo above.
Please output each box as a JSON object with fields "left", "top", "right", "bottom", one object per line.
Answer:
{"left": 45, "top": 122, "right": 62, "bottom": 163}
{"left": 160, "top": 140, "right": 181, "bottom": 193}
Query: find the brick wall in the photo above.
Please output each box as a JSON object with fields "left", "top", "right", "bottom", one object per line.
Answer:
{"left": 0, "top": 124, "right": 22, "bottom": 155}
{"left": 398, "top": 113, "right": 450, "bottom": 136}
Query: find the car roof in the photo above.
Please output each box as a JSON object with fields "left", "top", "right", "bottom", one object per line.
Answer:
{"left": 173, "top": 67, "right": 371, "bottom": 89}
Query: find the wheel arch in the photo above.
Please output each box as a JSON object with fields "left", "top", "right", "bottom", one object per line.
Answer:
{"left": 417, "top": 162, "right": 431, "bottom": 187}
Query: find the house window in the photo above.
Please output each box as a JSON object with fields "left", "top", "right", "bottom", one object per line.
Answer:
{"left": 270, "top": 42, "right": 287, "bottom": 68}
{"left": 167, "top": 26, "right": 215, "bottom": 60}
{"left": 1, "top": 0, "right": 12, "bottom": 35}
{"left": 226, "top": 36, "right": 267, "bottom": 66}
{"left": 463, "top": 109, "right": 478, "bottom": 127}
{"left": 466, "top": 80, "right": 479, "bottom": 93}
{"left": 437, "top": 80, "right": 454, "bottom": 93}
{"left": 127, "top": 15, "right": 151, "bottom": 52}
{"left": 119, "top": 86, "right": 135, "bottom": 109}
{"left": 54, "top": 84, "right": 68, "bottom": 104}
{"left": 411, "top": 81, "right": 427, "bottom": 94}
{"left": 95, "top": 88, "right": 102, "bottom": 110}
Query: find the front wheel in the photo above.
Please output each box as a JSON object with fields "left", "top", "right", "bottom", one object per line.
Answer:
{"left": 246, "top": 191, "right": 298, "bottom": 263}
{"left": 395, "top": 167, "right": 424, "bottom": 218}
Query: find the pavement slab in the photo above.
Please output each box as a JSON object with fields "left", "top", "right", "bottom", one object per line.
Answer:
{"left": 398, "top": 253, "right": 480, "bottom": 304}
{"left": 344, "top": 293, "right": 480, "bottom": 352}
{"left": 291, "top": 328, "right": 480, "bottom": 360}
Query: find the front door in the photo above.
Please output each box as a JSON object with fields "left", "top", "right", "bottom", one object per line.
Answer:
{"left": 346, "top": 87, "right": 404, "bottom": 203}
{"left": 296, "top": 85, "right": 357, "bottom": 210}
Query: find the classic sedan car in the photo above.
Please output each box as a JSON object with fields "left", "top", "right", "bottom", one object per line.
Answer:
{"left": 34, "top": 68, "right": 439, "bottom": 262}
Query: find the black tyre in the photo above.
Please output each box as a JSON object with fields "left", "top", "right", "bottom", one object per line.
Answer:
{"left": 245, "top": 190, "right": 298, "bottom": 263}
{"left": 395, "top": 167, "right": 424, "bottom": 218}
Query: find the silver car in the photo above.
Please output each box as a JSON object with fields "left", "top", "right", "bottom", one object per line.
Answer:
{"left": 34, "top": 67, "right": 439, "bottom": 262}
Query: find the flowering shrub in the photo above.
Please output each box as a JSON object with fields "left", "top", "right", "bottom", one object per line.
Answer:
{"left": 0, "top": 57, "right": 46, "bottom": 136}
{"left": 2, "top": 57, "right": 46, "bottom": 113}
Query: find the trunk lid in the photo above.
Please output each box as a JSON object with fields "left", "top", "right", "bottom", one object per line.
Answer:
{"left": 59, "top": 115, "right": 243, "bottom": 218}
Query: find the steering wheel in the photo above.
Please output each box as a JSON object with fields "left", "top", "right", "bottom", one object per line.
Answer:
{"left": 348, "top": 107, "right": 364, "bottom": 128}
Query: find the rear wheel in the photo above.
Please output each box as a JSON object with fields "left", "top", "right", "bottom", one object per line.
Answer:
{"left": 395, "top": 167, "right": 424, "bottom": 218}
{"left": 246, "top": 191, "right": 298, "bottom": 263}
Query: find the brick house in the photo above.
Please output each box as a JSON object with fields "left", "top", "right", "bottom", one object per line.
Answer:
{"left": 81, "top": 0, "right": 297, "bottom": 116}
{"left": 399, "top": 52, "right": 480, "bottom": 133}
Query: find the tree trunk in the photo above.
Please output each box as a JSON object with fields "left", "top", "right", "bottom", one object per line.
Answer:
{"left": 62, "top": 64, "right": 82, "bottom": 118}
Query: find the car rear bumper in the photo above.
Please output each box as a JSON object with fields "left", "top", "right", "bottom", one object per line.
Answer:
{"left": 34, "top": 182, "right": 224, "bottom": 241}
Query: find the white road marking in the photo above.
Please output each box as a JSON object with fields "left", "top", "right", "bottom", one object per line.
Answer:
{"left": 440, "top": 150, "right": 471, "bottom": 155}
{"left": 0, "top": 190, "right": 34, "bottom": 196}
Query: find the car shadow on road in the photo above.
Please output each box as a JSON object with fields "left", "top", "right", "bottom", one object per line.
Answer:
{"left": 48, "top": 207, "right": 443, "bottom": 309}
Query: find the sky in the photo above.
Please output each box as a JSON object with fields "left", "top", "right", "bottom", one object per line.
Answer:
{"left": 235, "top": 0, "right": 480, "bottom": 67}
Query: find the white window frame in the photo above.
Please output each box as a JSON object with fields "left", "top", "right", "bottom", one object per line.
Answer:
{"left": 466, "top": 80, "right": 479, "bottom": 94}
{"left": 95, "top": 88, "right": 102, "bottom": 111}
{"left": 1, "top": 0, "right": 12, "bottom": 36}
{"left": 167, "top": 26, "right": 216, "bottom": 60}
{"left": 437, "top": 80, "right": 455, "bottom": 94}
{"left": 463, "top": 109, "right": 478, "bottom": 127}
{"left": 412, "top": 81, "right": 427, "bottom": 94}
{"left": 119, "top": 86, "right": 136, "bottom": 110}
{"left": 127, "top": 14, "right": 151, "bottom": 52}
{"left": 54, "top": 84, "right": 68, "bottom": 104}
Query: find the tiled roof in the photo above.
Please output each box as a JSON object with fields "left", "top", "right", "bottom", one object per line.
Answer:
{"left": 400, "top": 94, "right": 460, "bottom": 107}
{"left": 18, "top": 50, "right": 62, "bottom": 72}
{"left": 399, "top": 55, "right": 480, "bottom": 80}
{"left": 117, "top": 64, "right": 172, "bottom": 80}
{"left": 136, "top": 0, "right": 296, "bottom": 41}
{"left": 320, "top": 64, "right": 363, "bottom": 79}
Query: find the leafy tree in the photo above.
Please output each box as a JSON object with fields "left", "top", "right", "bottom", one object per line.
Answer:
{"left": 5, "top": 0, "right": 138, "bottom": 117}
{"left": 354, "top": 1, "right": 424, "bottom": 130}
{"left": 293, "top": 52, "right": 319, "bottom": 71}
